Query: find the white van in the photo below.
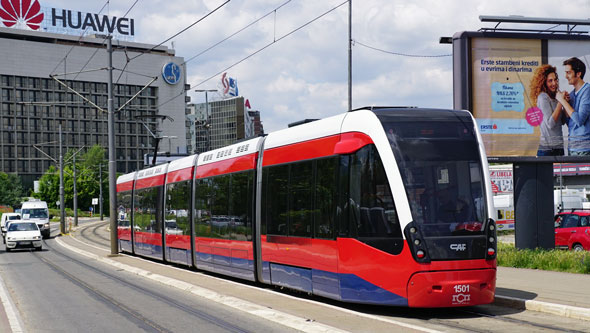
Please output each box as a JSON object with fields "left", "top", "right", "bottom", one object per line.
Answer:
{"left": 21, "top": 200, "right": 51, "bottom": 238}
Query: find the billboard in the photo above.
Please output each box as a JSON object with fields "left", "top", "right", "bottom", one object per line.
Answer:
{"left": 453, "top": 32, "right": 590, "bottom": 160}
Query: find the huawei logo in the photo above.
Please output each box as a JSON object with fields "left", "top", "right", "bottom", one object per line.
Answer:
{"left": 0, "top": 0, "right": 44, "bottom": 30}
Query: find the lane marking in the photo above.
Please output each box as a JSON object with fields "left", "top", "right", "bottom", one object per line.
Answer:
{"left": 67, "top": 230, "right": 441, "bottom": 332}
{"left": 0, "top": 270, "right": 25, "bottom": 332}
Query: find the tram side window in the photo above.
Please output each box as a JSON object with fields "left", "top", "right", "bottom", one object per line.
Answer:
{"left": 195, "top": 178, "right": 212, "bottom": 237}
{"left": 134, "top": 186, "right": 164, "bottom": 233}
{"left": 349, "top": 145, "right": 403, "bottom": 255}
{"left": 194, "top": 171, "right": 254, "bottom": 240}
{"left": 117, "top": 191, "right": 132, "bottom": 229}
{"left": 165, "top": 181, "right": 191, "bottom": 236}
{"left": 316, "top": 158, "right": 338, "bottom": 238}
{"left": 263, "top": 157, "right": 337, "bottom": 239}
{"left": 230, "top": 171, "right": 253, "bottom": 241}
{"left": 266, "top": 164, "right": 289, "bottom": 236}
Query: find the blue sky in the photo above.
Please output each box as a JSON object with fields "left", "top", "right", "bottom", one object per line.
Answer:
{"left": 34, "top": 0, "right": 590, "bottom": 132}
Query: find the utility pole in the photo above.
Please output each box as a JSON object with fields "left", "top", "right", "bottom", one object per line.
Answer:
{"left": 100, "top": 163, "right": 104, "bottom": 221}
{"left": 348, "top": 0, "right": 352, "bottom": 112}
{"left": 59, "top": 124, "right": 65, "bottom": 234}
{"left": 73, "top": 152, "right": 78, "bottom": 226}
{"left": 107, "top": 36, "right": 118, "bottom": 255}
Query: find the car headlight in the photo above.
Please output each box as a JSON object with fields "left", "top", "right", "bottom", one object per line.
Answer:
{"left": 33, "top": 236, "right": 41, "bottom": 240}
{"left": 44, "top": 223, "right": 50, "bottom": 228}
{"left": 6, "top": 237, "right": 12, "bottom": 240}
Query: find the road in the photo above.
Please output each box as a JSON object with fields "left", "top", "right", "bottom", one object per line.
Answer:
{"left": 0, "top": 220, "right": 589, "bottom": 332}
{"left": 0, "top": 223, "right": 296, "bottom": 332}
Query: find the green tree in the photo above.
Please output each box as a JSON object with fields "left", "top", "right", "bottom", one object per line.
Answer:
{"left": 34, "top": 145, "right": 109, "bottom": 213}
{"left": 0, "top": 172, "right": 25, "bottom": 208}
{"left": 33, "top": 166, "right": 60, "bottom": 208}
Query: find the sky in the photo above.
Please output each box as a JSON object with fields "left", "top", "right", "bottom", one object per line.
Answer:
{"left": 39, "top": 0, "right": 590, "bottom": 133}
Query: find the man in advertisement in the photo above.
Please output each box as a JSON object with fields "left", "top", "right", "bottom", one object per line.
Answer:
{"left": 557, "top": 57, "right": 590, "bottom": 155}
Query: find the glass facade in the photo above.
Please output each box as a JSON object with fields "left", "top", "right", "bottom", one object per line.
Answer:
{"left": 0, "top": 75, "right": 158, "bottom": 188}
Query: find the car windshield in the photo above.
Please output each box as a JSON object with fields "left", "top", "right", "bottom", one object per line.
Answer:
{"left": 8, "top": 223, "right": 38, "bottom": 231}
{"left": 378, "top": 111, "right": 487, "bottom": 237}
{"left": 21, "top": 208, "right": 48, "bottom": 218}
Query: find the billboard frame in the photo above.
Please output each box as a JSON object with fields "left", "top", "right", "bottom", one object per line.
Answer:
{"left": 453, "top": 31, "right": 590, "bottom": 163}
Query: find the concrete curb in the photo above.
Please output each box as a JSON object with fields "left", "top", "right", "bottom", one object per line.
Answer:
{"left": 494, "top": 295, "right": 590, "bottom": 322}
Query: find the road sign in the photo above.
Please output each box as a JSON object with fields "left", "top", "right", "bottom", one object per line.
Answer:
{"left": 92, "top": 198, "right": 99, "bottom": 205}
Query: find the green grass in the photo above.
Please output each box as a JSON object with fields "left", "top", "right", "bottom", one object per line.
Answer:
{"left": 497, "top": 242, "right": 590, "bottom": 274}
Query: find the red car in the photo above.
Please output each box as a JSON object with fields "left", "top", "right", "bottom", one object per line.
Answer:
{"left": 554, "top": 210, "right": 590, "bottom": 251}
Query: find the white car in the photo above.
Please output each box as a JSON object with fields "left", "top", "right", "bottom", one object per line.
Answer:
{"left": 5, "top": 221, "right": 43, "bottom": 252}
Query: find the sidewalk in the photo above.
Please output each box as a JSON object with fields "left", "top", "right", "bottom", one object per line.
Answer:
{"left": 494, "top": 266, "right": 590, "bottom": 320}
{"left": 62, "top": 222, "right": 590, "bottom": 322}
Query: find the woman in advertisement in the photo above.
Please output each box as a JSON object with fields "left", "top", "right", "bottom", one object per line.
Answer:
{"left": 530, "top": 64, "right": 565, "bottom": 156}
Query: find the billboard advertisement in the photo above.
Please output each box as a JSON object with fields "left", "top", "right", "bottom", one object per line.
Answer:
{"left": 454, "top": 32, "right": 590, "bottom": 159}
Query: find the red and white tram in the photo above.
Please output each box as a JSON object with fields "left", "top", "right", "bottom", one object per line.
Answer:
{"left": 116, "top": 107, "right": 497, "bottom": 307}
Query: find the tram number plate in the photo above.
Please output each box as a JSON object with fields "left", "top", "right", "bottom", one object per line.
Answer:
{"left": 452, "top": 284, "right": 471, "bottom": 304}
{"left": 453, "top": 284, "right": 470, "bottom": 293}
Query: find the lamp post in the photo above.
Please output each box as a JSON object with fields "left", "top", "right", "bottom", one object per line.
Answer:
{"left": 194, "top": 89, "right": 216, "bottom": 152}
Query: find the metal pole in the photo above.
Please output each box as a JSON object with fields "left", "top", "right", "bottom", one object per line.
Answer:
{"left": 348, "top": 0, "right": 352, "bottom": 112}
{"left": 107, "top": 36, "right": 118, "bottom": 255}
{"left": 59, "top": 124, "right": 65, "bottom": 234}
{"left": 73, "top": 153, "right": 78, "bottom": 226}
{"left": 205, "top": 91, "right": 210, "bottom": 151}
{"left": 100, "top": 163, "right": 104, "bottom": 221}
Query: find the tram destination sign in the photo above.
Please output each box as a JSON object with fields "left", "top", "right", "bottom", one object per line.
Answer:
{"left": 0, "top": 0, "right": 135, "bottom": 41}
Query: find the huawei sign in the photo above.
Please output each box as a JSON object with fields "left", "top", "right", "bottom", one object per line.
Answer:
{"left": 0, "top": 0, "right": 44, "bottom": 30}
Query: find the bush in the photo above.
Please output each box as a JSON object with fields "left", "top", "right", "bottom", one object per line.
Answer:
{"left": 497, "top": 242, "right": 590, "bottom": 274}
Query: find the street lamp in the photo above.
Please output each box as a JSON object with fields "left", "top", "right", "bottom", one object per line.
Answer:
{"left": 194, "top": 89, "right": 216, "bottom": 152}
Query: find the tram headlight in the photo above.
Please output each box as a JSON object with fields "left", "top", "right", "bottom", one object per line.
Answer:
{"left": 489, "top": 237, "right": 494, "bottom": 243}
{"left": 414, "top": 239, "right": 421, "bottom": 245}
{"left": 410, "top": 227, "right": 417, "bottom": 234}
{"left": 489, "top": 224, "right": 495, "bottom": 231}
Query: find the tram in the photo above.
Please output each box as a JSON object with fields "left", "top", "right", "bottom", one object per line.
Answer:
{"left": 116, "top": 107, "right": 497, "bottom": 307}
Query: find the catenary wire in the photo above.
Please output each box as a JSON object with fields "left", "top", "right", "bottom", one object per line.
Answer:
{"left": 73, "top": 0, "right": 142, "bottom": 81}
{"left": 50, "top": 0, "right": 111, "bottom": 76}
{"left": 157, "top": 0, "right": 348, "bottom": 110}
{"left": 182, "top": 0, "right": 292, "bottom": 66}
{"left": 353, "top": 40, "right": 452, "bottom": 58}
{"left": 114, "top": 0, "right": 231, "bottom": 85}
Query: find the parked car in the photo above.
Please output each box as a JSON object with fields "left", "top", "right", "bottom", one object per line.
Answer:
{"left": 4, "top": 221, "right": 43, "bottom": 252}
{"left": 1, "top": 212, "right": 21, "bottom": 243}
{"left": 554, "top": 210, "right": 590, "bottom": 251}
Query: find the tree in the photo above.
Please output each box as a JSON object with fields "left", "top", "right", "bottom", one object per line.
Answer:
{"left": 33, "top": 166, "right": 59, "bottom": 208}
{"left": 0, "top": 172, "right": 25, "bottom": 208}
{"left": 34, "top": 145, "right": 109, "bottom": 212}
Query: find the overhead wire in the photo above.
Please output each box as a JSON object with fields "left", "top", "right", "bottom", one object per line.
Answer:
{"left": 73, "top": 0, "right": 142, "bottom": 81}
{"left": 115, "top": 0, "right": 231, "bottom": 85}
{"left": 157, "top": 0, "right": 349, "bottom": 110}
{"left": 353, "top": 40, "right": 452, "bottom": 58}
{"left": 50, "top": 0, "right": 111, "bottom": 76}
{"left": 182, "top": 0, "right": 292, "bottom": 66}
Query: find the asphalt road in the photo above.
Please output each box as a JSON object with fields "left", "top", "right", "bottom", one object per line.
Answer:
{"left": 0, "top": 226, "right": 297, "bottom": 333}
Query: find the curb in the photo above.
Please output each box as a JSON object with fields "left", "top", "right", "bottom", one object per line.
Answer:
{"left": 494, "top": 295, "right": 590, "bottom": 322}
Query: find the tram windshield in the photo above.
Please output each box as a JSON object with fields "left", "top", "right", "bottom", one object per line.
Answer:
{"left": 379, "top": 111, "right": 486, "bottom": 237}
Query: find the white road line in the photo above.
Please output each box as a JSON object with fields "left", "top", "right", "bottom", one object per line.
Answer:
{"left": 0, "top": 271, "right": 24, "bottom": 333}
{"left": 66, "top": 231, "right": 441, "bottom": 333}
{"left": 56, "top": 237, "right": 349, "bottom": 333}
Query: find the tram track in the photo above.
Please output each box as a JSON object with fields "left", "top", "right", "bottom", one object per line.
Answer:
{"left": 79, "top": 221, "right": 110, "bottom": 248}
{"left": 71, "top": 222, "right": 586, "bottom": 333}
{"left": 39, "top": 237, "right": 254, "bottom": 333}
